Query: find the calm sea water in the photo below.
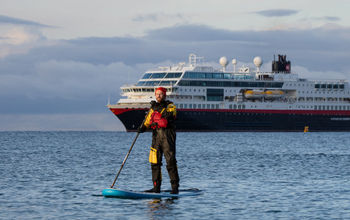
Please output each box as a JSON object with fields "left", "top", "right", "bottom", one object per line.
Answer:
{"left": 1, "top": 131, "right": 350, "bottom": 219}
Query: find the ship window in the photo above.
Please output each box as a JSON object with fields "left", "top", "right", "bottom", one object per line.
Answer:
{"left": 160, "top": 81, "right": 177, "bottom": 86}
{"left": 177, "top": 80, "right": 283, "bottom": 88}
{"left": 224, "top": 73, "right": 231, "bottom": 79}
{"left": 184, "top": 72, "right": 207, "bottom": 79}
{"left": 234, "top": 104, "right": 237, "bottom": 109}
{"left": 321, "top": 84, "right": 326, "bottom": 89}
{"left": 229, "top": 104, "right": 232, "bottom": 109}
{"left": 160, "top": 81, "right": 176, "bottom": 86}
{"left": 327, "top": 84, "right": 332, "bottom": 89}
{"left": 165, "top": 72, "right": 182, "bottom": 78}
{"left": 242, "top": 105, "right": 245, "bottom": 109}
{"left": 248, "top": 82, "right": 258, "bottom": 87}
{"left": 150, "top": 73, "right": 166, "bottom": 79}
{"left": 189, "top": 104, "right": 192, "bottom": 108}
{"left": 340, "top": 84, "right": 344, "bottom": 89}
{"left": 179, "top": 104, "right": 183, "bottom": 108}
{"left": 184, "top": 104, "right": 188, "bottom": 108}
{"left": 213, "top": 73, "right": 223, "bottom": 79}
{"left": 207, "top": 89, "right": 224, "bottom": 101}
{"left": 216, "top": 104, "right": 219, "bottom": 109}
{"left": 211, "top": 104, "right": 215, "bottom": 109}
{"left": 207, "top": 104, "right": 210, "bottom": 109}
{"left": 136, "top": 81, "right": 145, "bottom": 86}
{"left": 205, "top": 73, "right": 213, "bottom": 78}
{"left": 335, "top": 106, "right": 337, "bottom": 110}
{"left": 142, "top": 73, "right": 152, "bottom": 79}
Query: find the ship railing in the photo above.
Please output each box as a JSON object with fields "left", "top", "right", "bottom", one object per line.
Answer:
{"left": 312, "top": 79, "right": 347, "bottom": 83}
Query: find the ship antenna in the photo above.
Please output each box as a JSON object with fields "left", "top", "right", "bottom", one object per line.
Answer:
{"left": 189, "top": 53, "right": 197, "bottom": 67}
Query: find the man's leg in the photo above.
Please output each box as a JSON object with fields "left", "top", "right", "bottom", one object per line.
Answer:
{"left": 163, "top": 130, "right": 180, "bottom": 194}
{"left": 146, "top": 135, "right": 163, "bottom": 193}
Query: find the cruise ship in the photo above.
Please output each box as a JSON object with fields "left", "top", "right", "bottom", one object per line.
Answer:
{"left": 108, "top": 54, "right": 350, "bottom": 131}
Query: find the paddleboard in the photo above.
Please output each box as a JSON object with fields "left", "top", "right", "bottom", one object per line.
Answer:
{"left": 102, "top": 188, "right": 201, "bottom": 199}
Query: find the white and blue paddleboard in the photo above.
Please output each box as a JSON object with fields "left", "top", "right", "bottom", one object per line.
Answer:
{"left": 102, "top": 188, "right": 201, "bottom": 199}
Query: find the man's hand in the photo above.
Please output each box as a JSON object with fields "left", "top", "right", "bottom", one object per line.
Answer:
{"left": 150, "top": 101, "right": 156, "bottom": 107}
{"left": 150, "top": 122, "right": 158, "bottom": 129}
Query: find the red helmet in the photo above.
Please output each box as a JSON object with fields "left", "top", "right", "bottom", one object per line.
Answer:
{"left": 155, "top": 87, "right": 167, "bottom": 96}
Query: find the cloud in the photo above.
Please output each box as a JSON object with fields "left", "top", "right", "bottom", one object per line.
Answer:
{"left": 0, "top": 15, "right": 53, "bottom": 28}
{"left": 132, "top": 14, "right": 159, "bottom": 22}
{"left": 321, "top": 16, "right": 340, "bottom": 22}
{"left": 132, "top": 13, "right": 184, "bottom": 22}
{"left": 0, "top": 59, "right": 149, "bottom": 113}
{"left": 1, "top": 23, "right": 350, "bottom": 131}
{"left": 2, "top": 27, "right": 43, "bottom": 45}
{"left": 255, "top": 9, "right": 299, "bottom": 17}
{"left": 0, "top": 26, "right": 48, "bottom": 57}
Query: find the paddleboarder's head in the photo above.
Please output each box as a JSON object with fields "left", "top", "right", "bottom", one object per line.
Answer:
{"left": 155, "top": 87, "right": 167, "bottom": 103}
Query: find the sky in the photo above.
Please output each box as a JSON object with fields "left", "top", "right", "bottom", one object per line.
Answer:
{"left": 1, "top": 0, "right": 350, "bottom": 131}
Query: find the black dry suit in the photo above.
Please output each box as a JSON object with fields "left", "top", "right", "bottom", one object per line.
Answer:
{"left": 141, "top": 100, "right": 180, "bottom": 192}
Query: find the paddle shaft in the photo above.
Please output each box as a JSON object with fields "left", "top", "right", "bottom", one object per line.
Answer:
{"left": 110, "top": 132, "right": 140, "bottom": 188}
{"left": 110, "top": 109, "right": 150, "bottom": 188}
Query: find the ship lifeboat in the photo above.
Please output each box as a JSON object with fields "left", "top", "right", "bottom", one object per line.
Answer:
{"left": 264, "top": 90, "right": 284, "bottom": 99}
{"left": 245, "top": 90, "right": 264, "bottom": 99}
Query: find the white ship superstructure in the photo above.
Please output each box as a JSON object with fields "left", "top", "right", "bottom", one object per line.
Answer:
{"left": 109, "top": 54, "right": 350, "bottom": 131}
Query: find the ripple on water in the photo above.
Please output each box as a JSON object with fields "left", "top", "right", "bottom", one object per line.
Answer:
{"left": 0, "top": 131, "right": 350, "bottom": 219}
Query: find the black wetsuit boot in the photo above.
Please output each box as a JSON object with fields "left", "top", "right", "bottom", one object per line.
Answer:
{"left": 145, "top": 178, "right": 161, "bottom": 193}
{"left": 168, "top": 165, "right": 179, "bottom": 194}
{"left": 145, "top": 164, "right": 161, "bottom": 193}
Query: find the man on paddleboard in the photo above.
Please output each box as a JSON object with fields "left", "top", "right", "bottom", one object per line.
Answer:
{"left": 138, "top": 87, "right": 180, "bottom": 194}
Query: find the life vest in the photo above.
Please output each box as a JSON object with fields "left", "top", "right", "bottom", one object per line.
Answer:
{"left": 150, "top": 109, "right": 168, "bottom": 129}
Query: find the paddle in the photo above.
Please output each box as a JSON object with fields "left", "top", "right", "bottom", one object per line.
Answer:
{"left": 110, "top": 110, "right": 150, "bottom": 188}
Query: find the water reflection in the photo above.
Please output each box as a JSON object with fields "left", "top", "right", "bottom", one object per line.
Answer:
{"left": 147, "top": 198, "right": 177, "bottom": 219}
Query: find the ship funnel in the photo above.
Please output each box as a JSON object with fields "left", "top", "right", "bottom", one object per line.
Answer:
{"left": 272, "top": 54, "right": 291, "bottom": 73}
